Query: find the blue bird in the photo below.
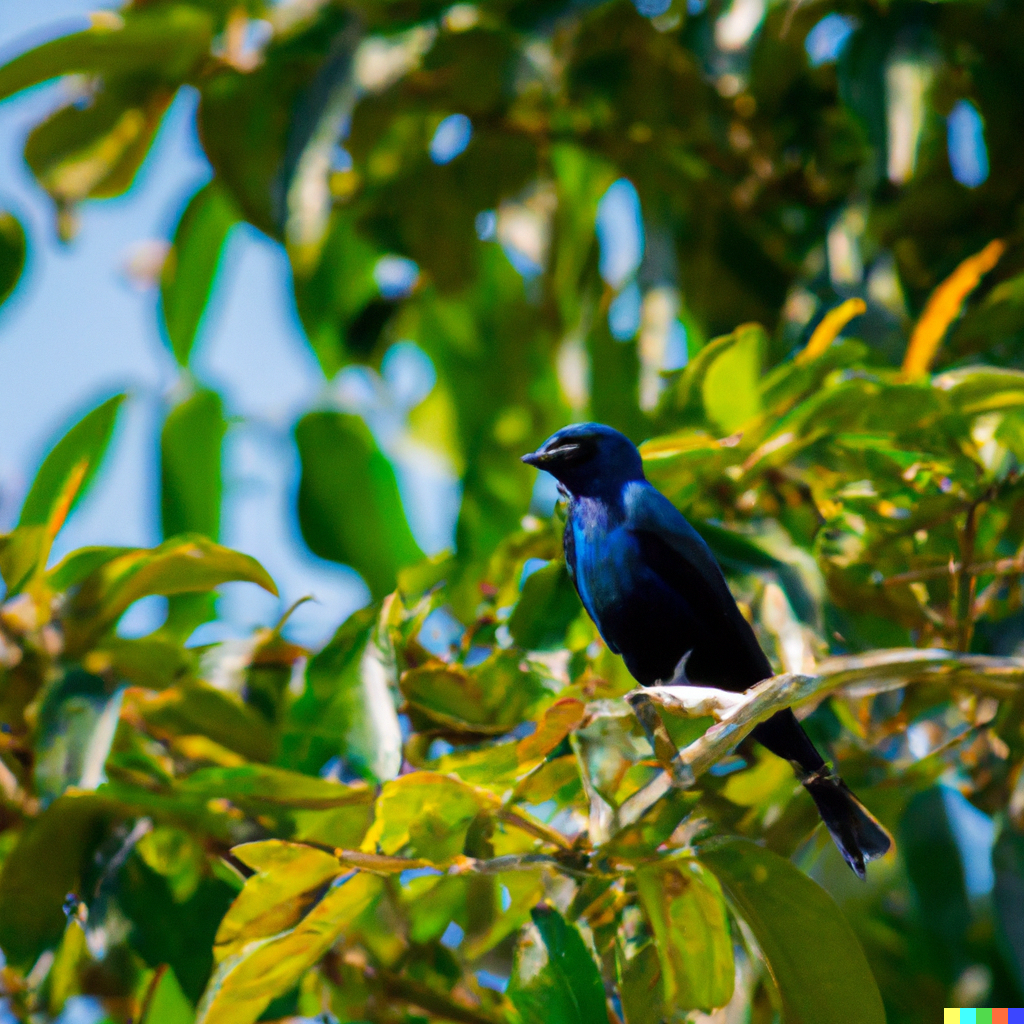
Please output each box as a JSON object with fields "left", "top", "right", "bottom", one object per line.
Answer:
{"left": 523, "top": 422, "right": 891, "bottom": 878}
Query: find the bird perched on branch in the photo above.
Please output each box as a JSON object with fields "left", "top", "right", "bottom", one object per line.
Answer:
{"left": 523, "top": 422, "right": 891, "bottom": 878}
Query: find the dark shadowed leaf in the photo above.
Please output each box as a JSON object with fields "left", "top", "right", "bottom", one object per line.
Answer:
{"left": 0, "top": 8, "right": 214, "bottom": 102}
{"left": 994, "top": 823, "right": 1024, "bottom": 993}
{"left": 161, "top": 183, "right": 239, "bottom": 364}
{"left": 508, "top": 560, "right": 582, "bottom": 651}
{"left": 699, "top": 837, "right": 885, "bottom": 1024}
{"left": 295, "top": 411, "right": 422, "bottom": 598}
{"left": 900, "top": 787, "right": 972, "bottom": 983}
{"left": 0, "top": 793, "right": 116, "bottom": 967}
{"left": 509, "top": 904, "right": 611, "bottom": 1024}
{"left": 0, "top": 210, "right": 26, "bottom": 308}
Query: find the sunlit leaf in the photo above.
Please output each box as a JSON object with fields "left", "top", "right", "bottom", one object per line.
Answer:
{"left": 701, "top": 323, "right": 765, "bottom": 434}
{"left": 902, "top": 239, "right": 1005, "bottom": 379}
{"left": 635, "top": 856, "right": 734, "bottom": 1014}
{"left": 213, "top": 841, "right": 344, "bottom": 963}
{"left": 62, "top": 535, "right": 277, "bottom": 653}
{"left": 19, "top": 392, "right": 126, "bottom": 531}
{"left": 362, "top": 771, "right": 492, "bottom": 861}
{"left": 195, "top": 871, "right": 381, "bottom": 1024}
{"left": 141, "top": 966, "right": 195, "bottom": 1024}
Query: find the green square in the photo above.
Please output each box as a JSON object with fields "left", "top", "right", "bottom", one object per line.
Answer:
{"left": 977, "top": 1010, "right": 994, "bottom": 1024}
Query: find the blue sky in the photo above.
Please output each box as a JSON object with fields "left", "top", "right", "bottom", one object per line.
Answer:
{"left": 0, "top": 2, "right": 373, "bottom": 645}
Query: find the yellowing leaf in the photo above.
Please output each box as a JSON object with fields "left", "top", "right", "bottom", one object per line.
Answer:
{"left": 362, "top": 771, "right": 493, "bottom": 861}
{"left": 196, "top": 871, "right": 381, "bottom": 1024}
{"left": 635, "top": 857, "right": 734, "bottom": 1014}
{"left": 796, "top": 298, "right": 866, "bottom": 364}
{"left": 62, "top": 535, "right": 277, "bottom": 653}
{"left": 213, "top": 841, "right": 345, "bottom": 963}
{"left": 902, "top": 239, "right": 1006, "bottom": 379}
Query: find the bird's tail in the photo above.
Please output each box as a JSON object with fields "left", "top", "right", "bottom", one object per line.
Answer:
{"left": 803, "top": 770, "right": 893, "bottom": 879}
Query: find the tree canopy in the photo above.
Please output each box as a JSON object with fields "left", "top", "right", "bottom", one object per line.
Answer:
{"left": 2, "top": 0, "right": 1024, "bottom": 1022}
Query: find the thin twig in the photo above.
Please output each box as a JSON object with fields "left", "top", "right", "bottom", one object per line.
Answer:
{"left": 883, "top": 552, "right": 1024, "bottom": 586}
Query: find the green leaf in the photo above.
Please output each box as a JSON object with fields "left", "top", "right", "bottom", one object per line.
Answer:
{"left": 19, "top": 393, "right": 126, "bottom": 530}
{"left": 0, "top": 8, "right": 214, "bottom": 102}
{"left": 993, "top": 822, "right": 1024, "bottom": 993}
{"left": 47, "top": 545, "right": 136, "bottom": 591}
{"left": 361, "top": 771, "right": 491, "bottom": 861}
{"left": 0, "top": 793, "right": 116, "bottom": 967}
{"left": 195, "top": 870, "right": 381, "bottom": 1024}
{"left": 0, "top": 526, "right": 48, "bottom": 595}
{"left": 286, "top": 604, "right": 403, "bottom": 782}
{"left": 295, "top": 211, "right": 385, "bottom": 377}
{"left": 130, "top": 680, "right": 275, "bottom": 763}
{"left": 62, "top": 535, "right": 277, "bottom": 654}
{"left": 508, "top": 904, "right": 611, "bottom": 1024}
{"left": 508, "top": 560, "right": 582, "bottom": 651}
{"left": 616, "top": 941, "right": 664, "bottom": 1024}
{"left": 0, "top": 210, "right": 26, "bottom": 308}
{"left": 634, "top": 857, "right": 734, "bottom": 1014}
{"left": 178, "top": 764, "right": 374, "bottom": 811}
{"left": 899, "top": 787, "right": 971, "bottom": 982}
{"left": 159, "top": 388, "right": 228, "bottom": 640}
{"left": 295, "top": 411, "right": 423, "bottom": 598}
{"left": 701, "top": 323, "right": 765, "bottom": 433}
{"left": 698, "top": 837, "right": 885, "bottom": 1024}
{"left": 161, "top": 388, "right": 227, "bottom": 539}
{"left": 401, "top": 649, "right": 548, "bottom": 735}
{"left": 25, "top": 79, "right": 171, "bottom": 213}
{"left": 161, "top": 183, "right": 239, "bottom": 364}
{"left": 141, "top": 966, "right": 195, "bottom": 1024}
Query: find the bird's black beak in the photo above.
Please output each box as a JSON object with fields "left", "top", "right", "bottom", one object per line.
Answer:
{"left": 521, "top": 443, "right": 580, "bottom": 468}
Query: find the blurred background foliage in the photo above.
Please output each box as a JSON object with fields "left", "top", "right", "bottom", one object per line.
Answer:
{"left": 3, "top": 0, "right": 1024, "bottom": 1022}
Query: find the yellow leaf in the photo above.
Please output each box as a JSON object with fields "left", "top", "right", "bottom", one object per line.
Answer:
{"left": 796, "top": 297, "right": 866, "bottom": 364}
{"left": 902, "top": 239, "right": 1006, "bottom": 379}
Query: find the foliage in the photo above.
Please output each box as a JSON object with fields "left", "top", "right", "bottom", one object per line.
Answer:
{"left": 3, "top": 1, "right": 1024, "bottom": 1023}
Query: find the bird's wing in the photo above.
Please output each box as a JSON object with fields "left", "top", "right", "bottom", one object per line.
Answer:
{"left": 622, "top": 482, "right": 736, "bottom": 603}
{"left": 623, "top": 481, "right": 772, "bottom": 685}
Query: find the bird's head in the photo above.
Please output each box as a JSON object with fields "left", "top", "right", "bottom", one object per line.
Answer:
{"left": 522, "top": 422, "right": 645, "bottom": 497}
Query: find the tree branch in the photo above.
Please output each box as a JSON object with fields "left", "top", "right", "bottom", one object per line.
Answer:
{"left": 615, "top": 647, "right": 1024, "bottom": 828}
